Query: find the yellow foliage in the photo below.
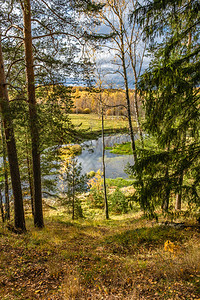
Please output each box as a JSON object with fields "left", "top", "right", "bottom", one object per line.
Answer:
{"left": 88, "top": 169, "right": 103, "bottom": 191}
{"left": 164, "top": 240, "right": 180, "bottom": 254}
{"left": 59, "top": 144, "right": 82, "bottom": 161}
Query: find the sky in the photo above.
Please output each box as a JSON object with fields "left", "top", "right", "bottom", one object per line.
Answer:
{"left": 80, "top": 0, "right": 151, "bottom": 89}
{"left": 1, "top": 0, "right": 150, "bottom": 89}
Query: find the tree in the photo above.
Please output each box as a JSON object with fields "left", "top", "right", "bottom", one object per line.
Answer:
{"left": 0, "top": 36, "right": 26, "bottom": 231}
{"left": 60, "top": 157, "right": 87, "bottom": 220}
{"left": 0, "top": 188, "right": 5, "bottom": 223}
{"left": 130, "top": 0, "right": 200, "bottom": 215}
{"left": 96, "top": 0, "right": 149, "bottom": 212}
{"left": 0, "top": 0, "right": 103, "bottom": 228}
{"left": 94, "top": 75, "right": 109, "bottom": 219}
{"left": 100, "top": 94, "right": 109, "bottom": 219}
{"left": 20, "top": 0, "right": 44, "bottom": 228}
{"left": 0, "top": 118, "right": 10, "bottom": 220}
{"left": 96, "top": 0, "right": 146, "bottom": 159}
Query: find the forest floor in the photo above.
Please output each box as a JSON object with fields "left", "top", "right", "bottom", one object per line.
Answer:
{"left": 0, "top": 209, "right": 199, "bottom": 300}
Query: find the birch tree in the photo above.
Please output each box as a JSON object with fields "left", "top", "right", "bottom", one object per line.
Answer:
{"left": 97, "top": 0, "right": 147, "bottom": 159}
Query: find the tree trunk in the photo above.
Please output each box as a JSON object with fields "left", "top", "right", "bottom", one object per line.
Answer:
{"left": 22, "top": 0, "right": 44, "bottom": 228}
{"left": 101, "top": 105, "right": 109, "bottom": 220}
{"left": 0, "top": 190, "right": 5, "bottom": 223}
{"left": 121, "top": 54, "right": 137, "bottom": 163}
{"left": 175, "top": 15, "right": 191, "bottom": 212}
{"left": 175, "top": 193, "right": 182, "bottom": 211}
{"left": 0, "top": 37, "right": 26, "bottom": 231}
{"left": 162, "top": 168, "right": 170, "bottom": 212}
{"left": 72, "top": 165, "right": 75, "bottom": 220}
{"left": 25, "top": 133, "right": 34, "bottom": 216}
{"left": 1, "top": 119, "right": 10, "bottom": 220}
{"left": 175, "top": 173, "right": 183, "bottom": 211}
{"left": 134, "top": 85, "right": 144, "bottom": 147}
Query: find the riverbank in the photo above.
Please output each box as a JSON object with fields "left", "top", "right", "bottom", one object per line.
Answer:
{"left": 0, "top": 211, "right": 199, "bottom": 299}
{"left": 106, "top": 136, "right": 159, "bottom": 155}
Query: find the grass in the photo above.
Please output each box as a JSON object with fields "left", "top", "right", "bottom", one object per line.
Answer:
{"left": 106, "top": 177, "right": 135, "bottom": 188}
{"left": 70, "top": 114, "right": 131, "bottom": 134}
{"left": 107, "top": 136, "right": 159, "bottom": 155}
{"left": 0, "top": 208, "right": 199, "bottom": 299}
{"left": 107, "top": 142, "right": 132, "bottom": 154}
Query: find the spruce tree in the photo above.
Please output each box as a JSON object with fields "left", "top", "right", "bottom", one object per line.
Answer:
{"left": 129, "top": 0, "right": 200, "bottom": 215}
{"left": 60, "top": 157, "right": 87, "bottom": 220}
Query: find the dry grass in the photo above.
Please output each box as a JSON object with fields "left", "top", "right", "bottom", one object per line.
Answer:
{"left": 0, "top": 211, "right": 199, "bottom": 299}
{"left": 61, "top": 267, "right": 83, "bottom": 300}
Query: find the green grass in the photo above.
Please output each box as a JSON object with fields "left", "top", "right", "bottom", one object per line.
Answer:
{"left": 106, "top": 177, "right": 135, "bottom": 188}
{"left": 105, "top": 226, "right": 185, "bottom": 254}
{"left": 70, "top": 113, "right": 130, "bottom": 133}
{"left": 107, "top": 136, "right": 159, "bottom": 155}
{"left": 0, "top": 210, "right": 199, "bottom": 299}
{"left": 107, "top": 142, "right": 132, "bottom": 154}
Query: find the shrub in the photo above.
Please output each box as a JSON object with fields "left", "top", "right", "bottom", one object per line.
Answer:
{"left": 76, "top": 107, "right": 83, "bottom": 114}
{"left": 88, "top": 170, "right": 104, "bottom": 208}
{"left": 70, "top": 107, "right": 76, "bottom": 114}
{"left": 118, "top": 108, "right": 126, "bottom": 116}
{"left": 106, "top": 109, "right": 113, "bottom": 116}
{"left": 83, "top": 108, "right": 91, "bottom": 114}
{"left": 88, "top": 188, "right": 104, "bottom": 209}
{"left": 109, "top": 188, "right": 129, "bottom": 214}
{"left": 87, "top": 170, "right": 96, "bottom": 178}
{"left": 70, "top": 144, "right": 82, "bottom": 155}
{"left": 59, "top": 144, "right": 82, "bottom": 158}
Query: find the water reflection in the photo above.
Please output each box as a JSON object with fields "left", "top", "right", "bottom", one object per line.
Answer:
{"left": 77, "top": 134, "right": 135, "bottom": 178}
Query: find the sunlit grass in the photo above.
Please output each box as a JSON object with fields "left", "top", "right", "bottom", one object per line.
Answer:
{"left": 70, "top": 113, "right": 130, "bottom": 132}
{"left": 107, "top": 136, "right": 159, "bottom": 155}
{"left": 0, "top": 209, "right": 199, "bottom": 299}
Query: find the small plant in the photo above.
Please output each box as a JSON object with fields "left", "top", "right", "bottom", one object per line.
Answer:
{"left": 87, "top": 170, "right": 96, "bottom": 179}
{"left": 83, "top": 108, "right": 91, "bottom": 114}
{"left": 109, "top": 187, "right": 129, "bottom": 214}
{"left": 164, "top": 240, "right": 180, "bottom": 255}
{"left": 60, "top": 157, "right": 87, "bottom": 219}
{"left": 61, "top": 267, "right": 82, "bottom": 299}
{"left": 88, "top": 170, "right": 104, "bottom": 208}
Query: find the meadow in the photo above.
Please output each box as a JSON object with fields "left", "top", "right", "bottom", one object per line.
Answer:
{"left": 70, "top": 114, "right": 131, "bottom": 134}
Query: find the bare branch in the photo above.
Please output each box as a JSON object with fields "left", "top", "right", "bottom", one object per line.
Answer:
{"left": 6, "top": 59, "right": 24, "bottom": 79}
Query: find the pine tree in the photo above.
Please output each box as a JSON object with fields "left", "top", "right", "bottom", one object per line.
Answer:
{"left": 60, "top": 157, "right": 87, "bottom": 220}
{"left": 0, "top": 36, "right": 26, "bottom": 231}
{"left": 1, "top": 0, "right": 104, "bottom": 227}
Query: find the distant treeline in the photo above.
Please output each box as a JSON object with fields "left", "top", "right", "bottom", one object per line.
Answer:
{"left": 70, "top": 86, "right": 144, "bottom": 117}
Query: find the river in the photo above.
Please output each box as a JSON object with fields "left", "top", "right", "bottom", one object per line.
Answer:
{"left": 77, "top": 133, "right": 134, "bottom": 178}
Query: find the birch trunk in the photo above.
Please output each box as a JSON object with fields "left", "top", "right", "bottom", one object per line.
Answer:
{"left": 101, "top": 105, "right": 109, "bottom": 219}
